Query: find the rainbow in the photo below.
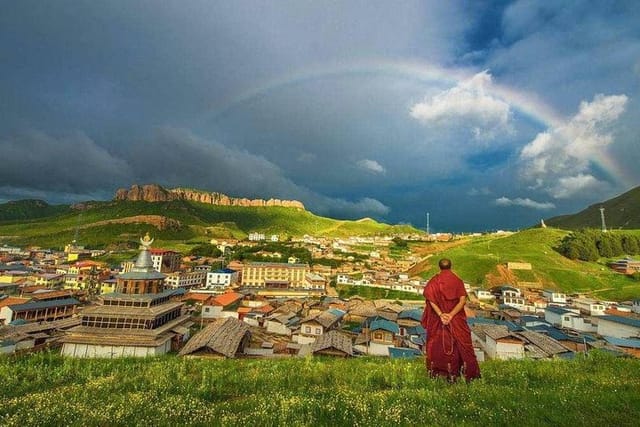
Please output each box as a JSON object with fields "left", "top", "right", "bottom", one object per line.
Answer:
{"left": 201, "top": 58, "right": 633, "bottom": 189}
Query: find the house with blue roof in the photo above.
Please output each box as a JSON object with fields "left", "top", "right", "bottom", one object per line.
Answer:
{"left": 354, "top": 318, "right": 401, "bottom": 356}
{"left": 597, "top": 315, "right": 640, "bottom": 339}
{"left": 544, "top": 305, "right": 597, "bottom": 333}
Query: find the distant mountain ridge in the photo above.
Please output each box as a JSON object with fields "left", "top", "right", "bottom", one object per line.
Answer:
{"left": 544, "top": 185, "right": 640, "bottom": 230}
{"left": 114, "top": 184, "right": 305, "bottom": 210}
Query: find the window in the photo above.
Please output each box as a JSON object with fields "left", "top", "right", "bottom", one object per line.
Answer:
{"left": 305, "top": 326, "right": 311, "bottom": 333}
{"left": 315, "top": 328, "right": 321, "bottom": 335}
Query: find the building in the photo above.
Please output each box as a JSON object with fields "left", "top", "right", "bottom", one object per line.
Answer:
{"left": 471, "top": 324, "right": 525, "bottom": 360}
{"left": 241, "top": 262, "right": 310, "bottom": 289}
{"left": 206, "top": 268, "right": 239, "bottom": 289}
{"left": 608, "top": 258, "right": 640, "bottom": 274}
{"left": 297, "top": 308, "right": 345, "bottom": 345}
{"left": 179, "top": 317, "right": 251, "bottom": 358}
{"left": 597, "top": 315, "right": 640, "bottom": 339}
{"left": 544, "top": 306, "right": 597, "bottom": 333}
{"left": 150, "top": 249, "right": 182, "bottom": 273}
{"left": 543, "top": 289, "right": 567, "bottom": 305}
{"left": 34, "top": 273, "right": 65, "bottom": 288}
{"left": 573, "top": 298, "right": 606, "bottom": 316}
{"left": 0, "top": 298, "right": 79, "bottom": 325}
{"left": 60, "top": 234, "right": 192, "bottom": 358}
{"left": 201, "top": 292, "right": 244, "bottom": 320}
{"left": 164, "top": 271, "right": 206, "bottom": 290}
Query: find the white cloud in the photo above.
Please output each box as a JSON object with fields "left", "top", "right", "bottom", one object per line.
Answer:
{"left": 410, "top": 70, "right": 512, "bottom": 140}
{"left": 468, "top": 187, "right": 492, "bottom": 196}
{"left": 495, "top": 197, "right": 555, "bottom": 210}
{"left": 357, "top": 159, "right": 386, "bottom": 174}
{"left": 519, "top": 94, "right": 628, "bottom": 198}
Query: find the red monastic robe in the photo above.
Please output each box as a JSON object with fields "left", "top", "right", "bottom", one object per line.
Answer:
{"left": 422, "top": 269, "right": 480, "bottom": 382}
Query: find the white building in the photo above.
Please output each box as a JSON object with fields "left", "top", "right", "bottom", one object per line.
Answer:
{"left": 205, "top": 268, "right": 239, "bottom": 288}
{"left": 475, "top": 290, "right": 495, "bottom": 300}
{"left": 597, "top": 315, "right": 640, "bottom": 339}
{"left": 573, "top": 298, "right": 606, "bottom": 316}
{"left": 472, "top": 325, "right": 525, "bottom": 360}
{"left": 544, "top": 306, "right": 596, "bottom": 333}
{"left": 164, "top": 271, "right": 206, "bottom": 289}
{"left": 543, "top": 289, "right": 567, "bottom": 305}
{"left": 248, "top": 232, "right": 265, "bottom": 241}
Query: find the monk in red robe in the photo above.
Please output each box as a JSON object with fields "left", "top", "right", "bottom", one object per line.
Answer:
{"left": 421, "top": 258, "right": 480, "bottom": 382}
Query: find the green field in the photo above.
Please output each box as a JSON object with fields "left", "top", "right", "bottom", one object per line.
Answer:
{"left": 417, "top": 228, "right": 640, "bottom": 300}
{"left": 0, "top": 200, "right": 419, "bottom": 250}
{"left": 1, "top": 352, "right": 639, "bottom": 426}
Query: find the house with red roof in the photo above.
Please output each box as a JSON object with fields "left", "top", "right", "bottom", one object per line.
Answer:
{"left": 202, "top": 291, "right": 244, "bottom": 320}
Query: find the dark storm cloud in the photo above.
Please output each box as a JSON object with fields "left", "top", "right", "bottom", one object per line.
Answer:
{"left": 122, "top": 127, "right": 390, "bottom": 218}
{"left": 0, "top": 1, "right": 638, "bottom": 230}
{"left": 0, "top": 130, "right": 132, "bottom": 193}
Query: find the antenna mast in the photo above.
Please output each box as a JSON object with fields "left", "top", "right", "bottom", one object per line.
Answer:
{"left": 599, "top": 207, "right": 607, "bottom": 233}
{"left": 426, "top": 212, "right": 430, "bottom": 236}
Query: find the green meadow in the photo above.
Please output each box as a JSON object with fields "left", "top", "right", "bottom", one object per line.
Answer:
{"left": 0, "top": 200, "right": 417, "bottom": 249}
{"left": 417, "top": 228, "right": 640, "bottom": 301}
{"left": 1, "top": 351, "right": 639, "bottom": 426}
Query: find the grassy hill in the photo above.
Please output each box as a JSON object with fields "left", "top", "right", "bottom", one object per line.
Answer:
{"left": 1, "top": 351, "right": 639, "bottom": 426}
{"left": 0, "top": 199, "right": 71, "bottom": 221}
{"left": 0, "top": 199, "right": 419, "bottom": 250}
{"left": 412, "top": 228, "right": 640, "bottom": 300}
{"left": 545, "top": 185, "right": 640, "bottom": 230}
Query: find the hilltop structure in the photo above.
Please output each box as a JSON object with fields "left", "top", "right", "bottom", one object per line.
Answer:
{"left": 60, "top": 234, "right": 192, "bottom": 358}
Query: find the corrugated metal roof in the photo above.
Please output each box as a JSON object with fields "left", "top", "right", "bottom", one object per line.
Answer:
{"left": 388, "top": 347, "right": 422, "bottom": 358}
{"left": 370, "top": 319, "right": 400, "bottom": 334}
{"left": 604, "top": 336, "right": 640, "bottom": 349}
{"left": 599, "top": 315, "right": 640, "bottom": 329}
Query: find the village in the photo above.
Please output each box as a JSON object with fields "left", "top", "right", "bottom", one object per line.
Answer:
{"left": 1, "top": 233, "right": 640, "bottom": 361}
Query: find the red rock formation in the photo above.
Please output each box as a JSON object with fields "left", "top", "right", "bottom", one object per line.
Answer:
{"left": 114, "top": 184, "right": 305, "bottom": 210}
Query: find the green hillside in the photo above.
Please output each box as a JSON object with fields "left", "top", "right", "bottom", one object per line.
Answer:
{"left": 0, "top": 199, "right": 419, "bottom": 250}
{"left": 0, "top": 199, "right": 72, "bottom": 221}
{"left": 545, "top": 185, "right": 640, "bottom": 229}
{"left": 2, "top": 352, "right": 639, "bottom": 426}
{"left": 416, "top": 228, "right": 640, "bottom": 300}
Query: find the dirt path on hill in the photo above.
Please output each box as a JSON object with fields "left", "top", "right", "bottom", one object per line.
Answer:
{"left": 78, "top": 215, "right": 182, "bottom": 231}
{"left": 484, "top": 264, "right": 519, "bottom": 287}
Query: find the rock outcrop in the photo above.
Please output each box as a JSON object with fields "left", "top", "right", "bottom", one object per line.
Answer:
{"left": 114, "top": 184, "right": 305, "bottom": 210}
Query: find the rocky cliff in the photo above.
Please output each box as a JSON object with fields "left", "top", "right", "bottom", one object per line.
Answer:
{"left": 114, "top": 184, "right": 305, "bottom": 210}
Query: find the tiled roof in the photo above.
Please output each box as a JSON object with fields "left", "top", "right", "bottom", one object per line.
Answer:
{"left": 212, "top": 292, "right": 243, "bottom": 307}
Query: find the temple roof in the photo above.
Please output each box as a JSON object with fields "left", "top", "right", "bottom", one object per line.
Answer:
{"left": 117, "top": 233, "right": 166, "bottom": 281}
